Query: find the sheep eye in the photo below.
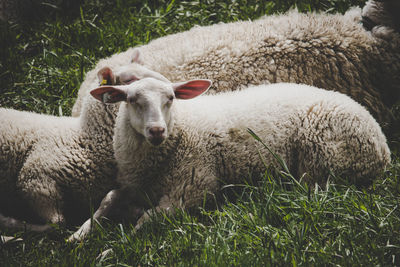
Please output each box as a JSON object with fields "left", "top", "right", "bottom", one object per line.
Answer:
{"left": 123, "top": 77, "right": 138, "bottom": 84}
{"left": 164, "top": 96, "right": 173, "bottom": 106}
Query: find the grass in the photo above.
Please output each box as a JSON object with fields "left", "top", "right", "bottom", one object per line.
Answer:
{"left": 1, "top": 0, "right": 400, "bottom": 266}
{"left": 1, "top": 160, "right": 400, "bottom": 266}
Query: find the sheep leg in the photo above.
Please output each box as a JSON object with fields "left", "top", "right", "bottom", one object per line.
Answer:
{"left": 135, "top": 172, "right": 220, "bottom": 230}
{"left": 18, "top": 173, "right": 65, "bottom": 226}
{"left": 68, "top": 189, "right": 123, "bottom": 242}
{"left": 0, "top": 213, "right": 52, "bottom": 232}
{"left": 135, "top": 194, "right": 175, "bottom": 230}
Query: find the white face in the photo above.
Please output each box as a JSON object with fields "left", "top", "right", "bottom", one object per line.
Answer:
{"left": 125, "top": 78, "right": 175, "bottom": 146}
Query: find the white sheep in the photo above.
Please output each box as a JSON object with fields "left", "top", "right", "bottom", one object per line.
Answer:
{"left": 0, "top": 63, "right": 169, "bottom": 231}
{"left": 69, "top": 77, "right": 391, "bottom": 241}
{"left": 71, "top": 0, "right": 400, "bottom": 137}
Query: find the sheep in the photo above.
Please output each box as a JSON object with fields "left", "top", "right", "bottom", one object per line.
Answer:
{"left": 0, "top": 62, "right": 169, "bottom": 231}
{"left": 71, "top": 0, "right": 400, "bottom": 139}
{"left": 69, "top": 77, "right": 391, "bottom": 241}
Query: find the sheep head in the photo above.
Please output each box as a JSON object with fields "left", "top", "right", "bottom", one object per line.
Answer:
{"left": 96, "top": 49, "right": 169, "bottom": 87}
{"left": 90, "top": 78, "right": 211, "bottom": 146}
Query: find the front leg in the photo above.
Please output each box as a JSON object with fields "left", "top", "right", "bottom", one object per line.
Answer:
{"left": 135, "top": 171, "right": 220, "bottom": 230}
{"left": 68, "top": 189, "right": 122, "bottom": 242}
{"left": 135, "top": 195, "right": 175, "bottom": 230}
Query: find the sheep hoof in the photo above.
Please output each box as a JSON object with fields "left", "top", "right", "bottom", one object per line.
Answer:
{"left": 1, "top": 235, "right": 23, "bottom": 245}
{"left": 67, "top": 219, "right": 93, "bottom": 243}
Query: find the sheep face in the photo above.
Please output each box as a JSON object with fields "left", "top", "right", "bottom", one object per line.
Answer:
{"left": 126, "top": 78, "right": 175, "bottom": 146}
{"left": 90, "top": 78, "right": 212, "bottom": 146}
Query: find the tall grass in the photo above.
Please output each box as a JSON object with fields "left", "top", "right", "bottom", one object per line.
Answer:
{"left": 1, "top": 0, "right": 400, "bottom": 266}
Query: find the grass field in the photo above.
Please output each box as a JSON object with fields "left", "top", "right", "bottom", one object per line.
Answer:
{"left": 1, "top": 0, "right": 400, "bottom": 266}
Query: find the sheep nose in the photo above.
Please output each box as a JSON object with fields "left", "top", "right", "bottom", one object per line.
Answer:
{"left": 148, "top": 127, "right": 166, "bottom": 146}
{"left": 149, "top": 127, "right": 165, "bottom": 138}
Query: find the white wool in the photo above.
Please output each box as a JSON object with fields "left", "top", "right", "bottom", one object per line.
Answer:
{"left": 112, "top": 80, "right": 390, "bottom": 229}
{"left": 0, "top": 96, "right": 117, "bottom": 230}
{"left": 0, "top": 65, "right": 170, "bottom": 231}
{"left": 69, "top": 79, "right": 391, "bottom": 242}
{"left": 72, "top": 3, "right": 400, "bottom": 137}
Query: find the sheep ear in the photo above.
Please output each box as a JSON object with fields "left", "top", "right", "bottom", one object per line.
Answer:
{"left": 172, "top": 79, "right": 212, "bottom": 99}
{"left": 131, "top": 48, "right": 144, "bottom": 65}
{"left": 97, "top": 67, "right": 115, "bottom": 85}
{"left": 90, "top": 86, "right": 127, "bottom": 103}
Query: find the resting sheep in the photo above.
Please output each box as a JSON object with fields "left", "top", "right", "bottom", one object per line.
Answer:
{"left": 0, "top": 61, "right": 168, "bottom": 231}
{"left": 69, "top": 77, "right": 391, "bottom": 241}
{"left": 71, "top": 0, "right": 400, "bottom": 138}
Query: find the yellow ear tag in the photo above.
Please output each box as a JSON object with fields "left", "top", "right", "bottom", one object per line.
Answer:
{"left": 101, "top": 79, "right": 107, "bottom": 85}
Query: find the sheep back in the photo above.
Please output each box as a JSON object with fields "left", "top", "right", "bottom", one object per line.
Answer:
{"left": 73, "top": 7, "right": 400, "bottom": 136}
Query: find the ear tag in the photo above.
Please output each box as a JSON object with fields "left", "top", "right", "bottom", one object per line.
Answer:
{"left": 102, "top": 92, "right": 112, "bottom": 103}
{"left": 100, "top": 79, "right": 107, "bottom": 86}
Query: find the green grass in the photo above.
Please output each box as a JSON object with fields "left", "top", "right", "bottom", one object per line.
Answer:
{"left": 1, "top": 0, "right": 400, "bottom": 266}
{"left": 1, "top": 160, "right": 400, "bottom": 266}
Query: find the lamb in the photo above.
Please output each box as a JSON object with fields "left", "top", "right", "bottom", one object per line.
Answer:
{"left": 71, "top": 0, "right": 400, "bottom": 138}
{"left": 0, "top": 62, "right": 169, "bottom": 231}
{"left": 69, "top": 77, "right": 391, "bottom": 241}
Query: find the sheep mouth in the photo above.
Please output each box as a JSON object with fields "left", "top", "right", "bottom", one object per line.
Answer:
{"left": 148, "top": 137, "right": 165, "bottom": 146}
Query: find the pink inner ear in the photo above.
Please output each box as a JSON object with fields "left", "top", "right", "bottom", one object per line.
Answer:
{"left": 90, "top": 86, "right": 127, "bottom": 103}
{"left": 174, "top": 80, "right": 211, "bottom": 99}
{"left": 98, "top": 67, "right": 114, "bottom": 85}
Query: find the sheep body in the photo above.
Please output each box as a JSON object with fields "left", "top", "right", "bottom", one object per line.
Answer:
{"left": 0, "top": 63, "right": 169, "bottom": 229}
{"left": 0, "top": 98, "right": 117, "bottom": 227}
{"left": 112, "top": 80, "right": 390, "bottom": 225}
{"left": 69, "top": 78, "right": 391, "bottom": 242}
{"left": 72, "top": 4, "right": 400, "bottom": 135}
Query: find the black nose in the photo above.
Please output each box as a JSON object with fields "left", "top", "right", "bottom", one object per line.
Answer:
{"left": 149, "top": 127, "right": 165, "bottom": 138}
